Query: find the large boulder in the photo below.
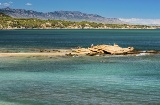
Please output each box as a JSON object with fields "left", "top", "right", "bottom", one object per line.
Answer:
{"left": 72, "top": 44, "right": 134, "bottom": 56}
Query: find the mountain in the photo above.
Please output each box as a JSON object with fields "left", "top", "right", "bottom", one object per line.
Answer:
{"left": 0, "top": 7, "right": 124, "bottom": 24}
{"left": 0, "top": 11, "right": 155, "bottom": 29}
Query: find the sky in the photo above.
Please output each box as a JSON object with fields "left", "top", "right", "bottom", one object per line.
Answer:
{"left": 0, "top": 0, "right": 160, "bottom": 19}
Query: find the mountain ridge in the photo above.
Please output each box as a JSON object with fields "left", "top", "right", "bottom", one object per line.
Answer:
{"left": 0, "top": 7, "right": 124, "bottom": 24}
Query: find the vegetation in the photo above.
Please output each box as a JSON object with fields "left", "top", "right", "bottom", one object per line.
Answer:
{"left": 0, "top": 13, "right": 157, "bottom": 29}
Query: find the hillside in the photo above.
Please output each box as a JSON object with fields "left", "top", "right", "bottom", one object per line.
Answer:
{"left": 0, "top": 7, "right": 124, "bottom": 24}
{"left": 0, "top": 12, "right": 11, "bottom": 17}
{"left": 0, "top": 12, "right": 156, "bottom": 29}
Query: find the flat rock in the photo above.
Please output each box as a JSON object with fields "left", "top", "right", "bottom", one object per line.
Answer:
{"left": 72, "top": 44, "right": 135, "bottom": 56}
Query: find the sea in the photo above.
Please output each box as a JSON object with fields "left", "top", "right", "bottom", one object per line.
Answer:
{"left": 0, "top": 29, "right": 160, "bottom": 105}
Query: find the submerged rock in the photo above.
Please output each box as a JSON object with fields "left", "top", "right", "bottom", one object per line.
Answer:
{"left": 147, "top": 50, "right": 158, "bottom": 53}
{"left": 65, "top": 53, "right": 78, "bottom": 57}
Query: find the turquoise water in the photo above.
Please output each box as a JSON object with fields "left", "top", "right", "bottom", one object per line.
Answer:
{"left": 0, "top": 29, "right": 160, "bottom": 105}
{"left": 0, "top": 29, "right": 160, "bottom": 51}
{"left": 0, "top": 56, "right": 160, "bottom": 105}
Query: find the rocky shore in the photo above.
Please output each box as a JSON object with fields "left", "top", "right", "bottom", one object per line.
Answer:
{"left": 71, "top": 44, "right": 134, "bottom": 56}
{"left": 0, "top": 44, "right": 159, "bottom": 58}
{"left": 66, "top": 44, "right": 159, "bottom": 56}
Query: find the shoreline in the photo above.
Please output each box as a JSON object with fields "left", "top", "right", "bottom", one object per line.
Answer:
{"left": 0, "top": 53, "right": 65, "bottom": 57}
{"left": 0, "top": 28, "right": 158, "bottom": 30}
{"left": 0, "top": 44, "right": 159, "bottom": 58}
{"left": 0, "top": 52, "right": 159, "bottom": 58}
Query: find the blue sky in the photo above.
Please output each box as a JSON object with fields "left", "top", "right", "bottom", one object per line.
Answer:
{"left": 0, "top": 0, "right": 160, "bottom": 19}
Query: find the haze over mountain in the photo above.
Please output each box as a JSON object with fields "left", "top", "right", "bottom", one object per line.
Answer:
{"left": 119, "top": 18, "right": 160, "bottom": 26}
{"left": 0, "top": 7, "right": 124, "bottom": 24}
{"left": 1, "top": 7, "right": 160, "bottom": 26}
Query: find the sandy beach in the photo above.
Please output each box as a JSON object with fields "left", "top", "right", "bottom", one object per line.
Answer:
{"left": 0, "top": 49, "right": 84, "bottom": 57}
{"left": 0, "top": 52, "right": 69, "bottom": 57}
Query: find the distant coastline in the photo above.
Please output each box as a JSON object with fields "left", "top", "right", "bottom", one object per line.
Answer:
{"left": 0, "top": 27, "right": 158, "bottom": 30}
{"left": 0, "top": 12, "right": 159, "bottom": 30}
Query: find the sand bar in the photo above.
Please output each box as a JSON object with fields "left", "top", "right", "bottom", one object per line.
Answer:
{"left": 0, "top": 53, "right": 66, "bottom": 57}
{"left": 0, "top": 44, "right": 159, "bottom": 57}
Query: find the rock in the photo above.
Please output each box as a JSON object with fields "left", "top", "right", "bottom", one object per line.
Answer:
{"left": 40, "top": 50, "right": 44, "bottom": 52}
{"left": 86, "top": 52, "right": 98, "bottom": 56}
{"left": 72, "top": 44, "right": 135, "bottom": 56}
{"left": 65, "top": 53, "right": 78, "bottom": 57}
{"left": 73, "top": 48, "right": 90, "bottom": 54}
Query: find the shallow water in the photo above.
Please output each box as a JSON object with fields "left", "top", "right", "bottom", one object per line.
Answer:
{"left": 0, "top": 55, "right": 160, "bottom": 105}
{"left": 0, "top": 29, "right": 160, "bottom": 105}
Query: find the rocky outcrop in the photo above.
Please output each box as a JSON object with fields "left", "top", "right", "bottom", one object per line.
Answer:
{"left": 72, "top": 44, "right": 134, "bottom": 56}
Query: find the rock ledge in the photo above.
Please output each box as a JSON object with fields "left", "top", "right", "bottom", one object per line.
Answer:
{"left": 72, "top": 44, "right": 134, "bottom": 56}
